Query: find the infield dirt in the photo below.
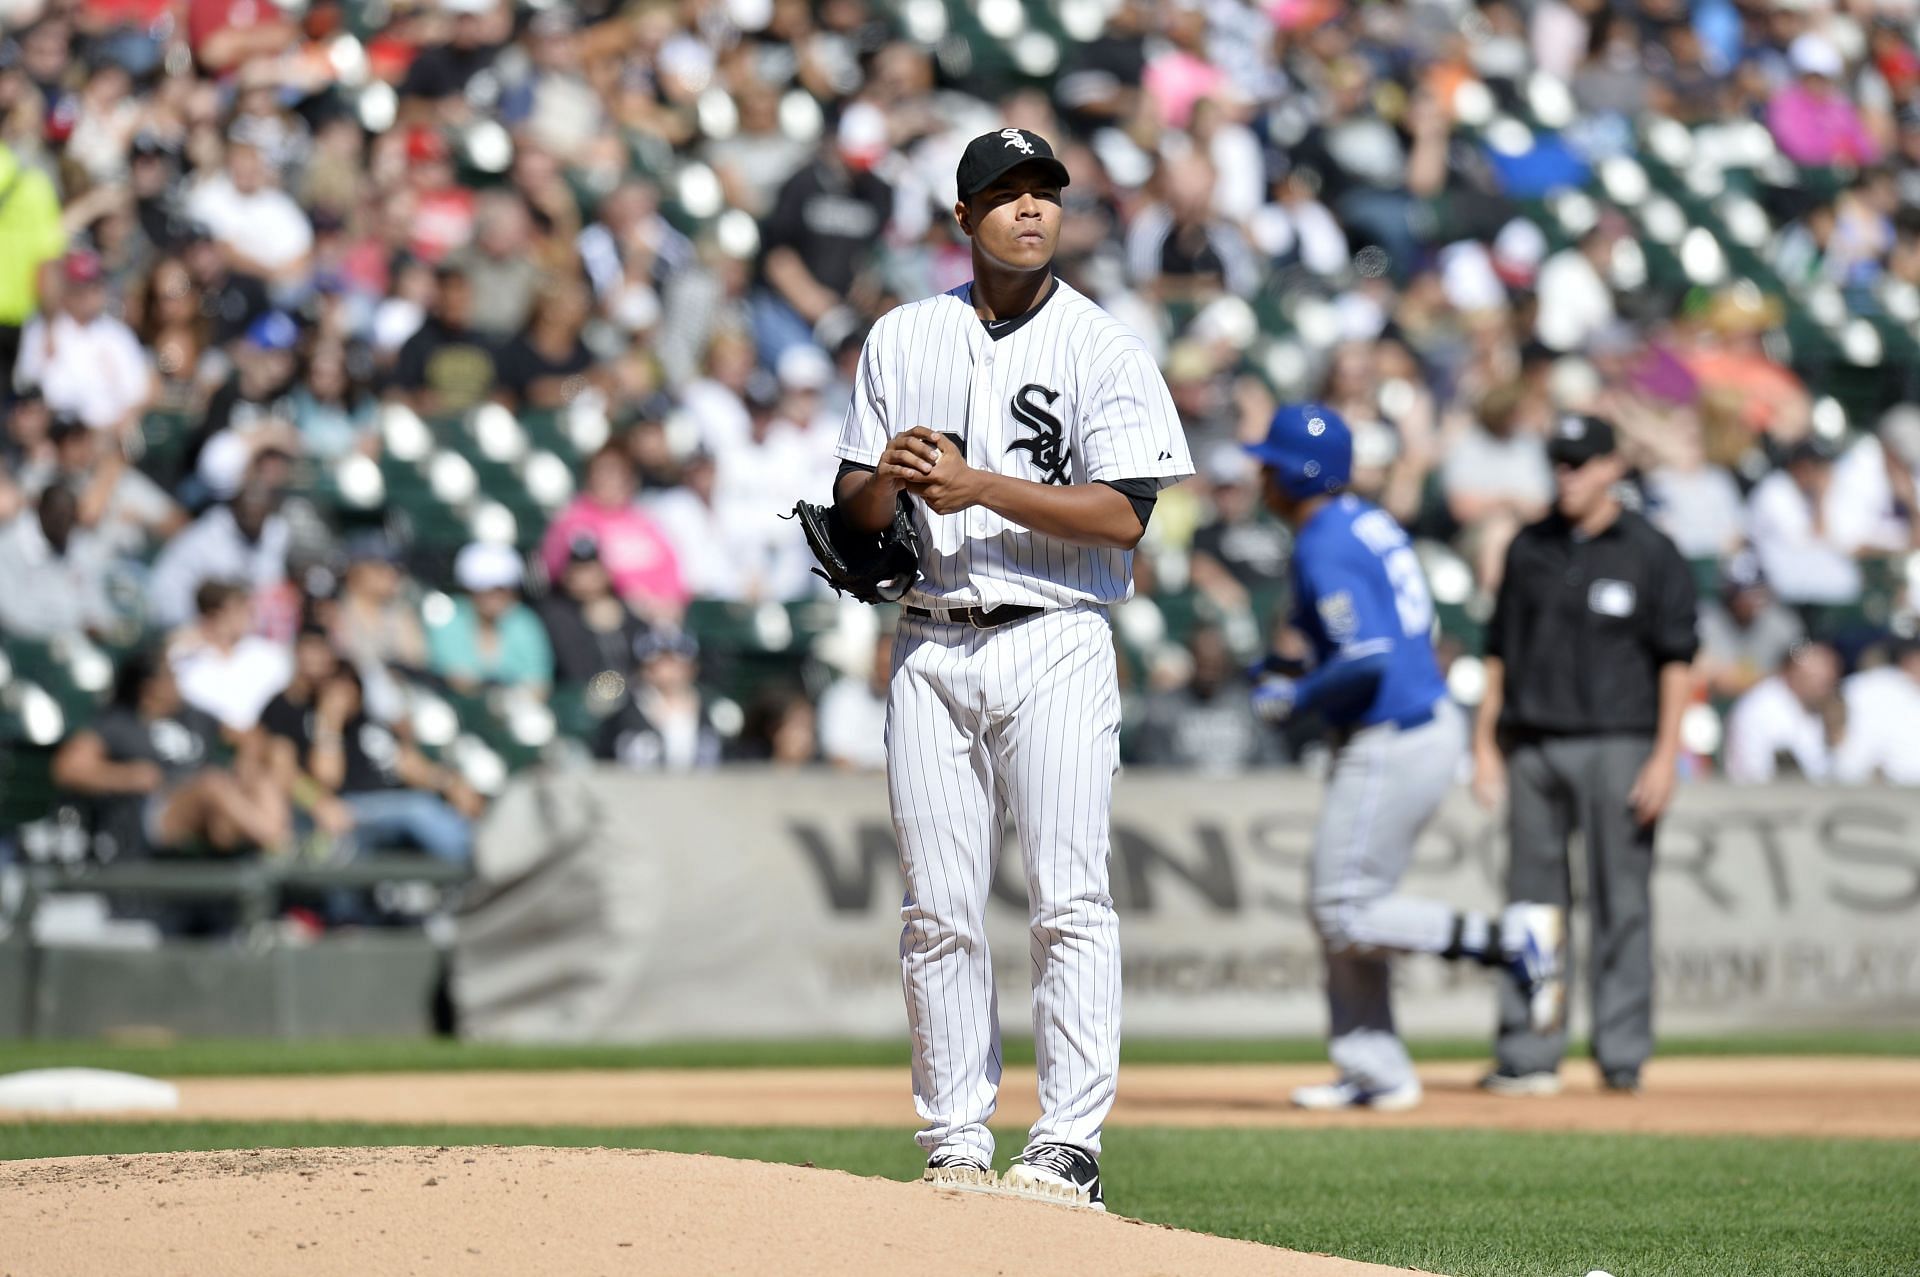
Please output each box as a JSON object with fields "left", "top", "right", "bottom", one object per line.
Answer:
{"left": 0, "top": 1145, "right": 1436, "bottom": 1276}
{"left": 152, "top": 1056, "right": 1920, "bottom": 1140}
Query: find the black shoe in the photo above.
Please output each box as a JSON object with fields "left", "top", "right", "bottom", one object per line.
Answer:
{"left": 1004, "top": 1141, "right": 1103, "bottom": 1211}
{"left": 922, "top": 1150, "right": 994, "bottom": 1188}
{"left": 1602, "top": 1068, "right": 1642, "bottom": 1095}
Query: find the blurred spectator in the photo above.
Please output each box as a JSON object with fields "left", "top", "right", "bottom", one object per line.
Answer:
{"left": 146, "top": 456, "right": 290, "bottom": 630}
{"left": 0, "top": 481, "right": 119, "bottom": 638}
{"left": 1678, "top": 289, "right": 1810, "bottom": 443}
{"left": 1442, "top": 383, "right": 1553, "bottom": 591}
{"left": 1826, "top": 405, "right": 1920, "bottom": 558}
{"left": 1833, "top": 641, "right": 1920, "bottom": 785}
{"left": 540, "top": 443, "right": 687, "bottom": 622}
{"left": 448, "top": 191, "right": 542, "bottom": 341}
{"left": 1746, "top": 438, "right": 1861, "bottom": 606}
{"left": 262, "top": 633, "right": 479, "bottom": 865}
{"left": 427, "top": 541, "right": 552, "bottom": 691}
{"left": 400, "top": 0, "right": 506, "bottom": 107}
{"left": 1768, "top": 34, "right": 1881, "bottom": 168}
{"left": 752, "top": 102, "right": 893, "bottom": 365}
{"left": 13, "top": 250, "right": 154, "bottom": 440}
{"left": 1723, "top": 641, "right": 1844, "bottom": 784}
{"left": 287, "top": 339, "right": 375, "bottom": 461}
{"left": 0, "top": 138, "right": 66, "bottom": 392}
{"left": 713, "top": 370, "right": 825, "bottom": 601}
{"left": 1188, "top": 445, "right": 1290, "bottom": 619}
{"left": 52, "top": 648, "right": 289, "bottom": 860}
{"left": 179, "top": 224, "right": 272, "bottom": 347}
{"left": 644, "top": 447, "right": 743, "bottom": 601}
{"left": 391, "top": 266, "right": 498, "bottom": 416}
{"left": 25, "top": 413, "right": 182, "bottom": 555}
{"left": 1642, "top": 416, "right": 1745, "bottom": 561}
{"left": 495, "top": 274, "right": 596, "bottom": 411}
{"left": 594, "top": 628, "right": 723, "bottom": 771}
{"left": 167, "top": 580, "right": 290, "bottom": 732}
{"left": 1130, "top": 625, "right": 1280, "bottom": 773}
{"left": 1696, "top": 554, "right": 1806, "bottom": 700}
{"left": 537, "top": 531, "right": 648, "bottom": 686}
{"left": 817, "top": 627, "right": 890, "bottom": 771}
{"left": 186, "top": 0, "right": 297, "bottom": 74}
{"left": 183, "top": 128, "right": 312, "bottom": 284}
{"left": 327, "top": 533, "right": 428, "bottom": 680}
{"left": 1125, "top": 151, "right": 1260, "bottom": 302}
{"left": 188, "top": 310, "right": 301, "bottom": 498}
{"left": 733, "top": 685, "right": 818, "bottom": 765}
{"left": 1534, "top": 222, "right": 1620, "bottom": 353}
{"left": 1249, "top": 168, "right": 1350, "bottom": 280}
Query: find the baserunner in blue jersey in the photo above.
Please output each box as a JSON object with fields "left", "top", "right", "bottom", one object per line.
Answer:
{"left": 1245, "top": 403, "right": 1566, "bottom": 1111}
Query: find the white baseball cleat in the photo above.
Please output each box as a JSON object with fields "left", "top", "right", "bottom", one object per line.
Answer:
{"left": 1479, "top": 1069, "right": 1564, "bottom": 1097}
{"left": 1290, "top": 1078, "right": 1423, "bottom": 1112}
{"left": 1002, "top": 1142, "right": 1104, "bottom": 1211}
{"left": 921, "top": 1151, "right": 998, "bottom": 1191}
{"left": 1501, "top": 902, "right": 1567, "bottom": 1034}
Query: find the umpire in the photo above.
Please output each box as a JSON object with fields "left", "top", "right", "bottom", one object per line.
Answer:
{"left": 1470, "top": 414, "right": 1698, "bottom": 1096}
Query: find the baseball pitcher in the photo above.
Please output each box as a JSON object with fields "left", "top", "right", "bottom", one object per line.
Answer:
{"left": 822, "top": 127, "right": 1192, "bottom": 1209}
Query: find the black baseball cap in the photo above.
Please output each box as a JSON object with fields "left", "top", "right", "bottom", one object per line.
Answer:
{"left": 1546, "top": 414, "right": 1616, "bottom": 467}
{"left": 955, "top": 128, "right": 1071, "bottom": 202}
{"left": 566, "top": 531, "right": 601, "bottom": 563}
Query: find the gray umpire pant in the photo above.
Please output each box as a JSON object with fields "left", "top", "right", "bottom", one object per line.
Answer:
{"left": 1496, "top": 733, "right": 1656, "bottom": 1077}
{"left": 1310, "top": 700, "right": 1467, "bottom": 1092}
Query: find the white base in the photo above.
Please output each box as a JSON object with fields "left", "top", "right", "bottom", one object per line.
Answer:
{"left": 0, "top": 1068, "right": 180, "bottom": 1113}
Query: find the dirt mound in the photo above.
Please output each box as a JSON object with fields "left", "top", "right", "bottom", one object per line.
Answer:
{"left": 0, "top": 1145, "right": 1433, "bottom": 1277}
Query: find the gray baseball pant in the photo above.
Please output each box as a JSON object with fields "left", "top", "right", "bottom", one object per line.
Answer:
{"left": 1310, "top": 700, "right": 1468, "bottom": 1092}
{"left": 1496, "top": 734, "right": 1656, "bottom": 1077}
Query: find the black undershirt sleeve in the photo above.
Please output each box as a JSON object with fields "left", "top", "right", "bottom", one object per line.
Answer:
{"left": 1098, "top": 477, "right": 1160, "bottom": 530}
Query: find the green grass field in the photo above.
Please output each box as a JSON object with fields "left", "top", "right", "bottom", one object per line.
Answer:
{"left": 3, "top": 1034, "right": 1917, "bottom": 1277}
{"left": 3, "top": 1120, "right": 1915, "bottom": 1276}
{"left": 0, "top": 1029, "right": 1914, "bottom": 1076}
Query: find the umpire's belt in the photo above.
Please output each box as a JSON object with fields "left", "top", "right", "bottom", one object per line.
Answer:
{"left": 904, "top": 603, "right": 1046, "bottom": 629}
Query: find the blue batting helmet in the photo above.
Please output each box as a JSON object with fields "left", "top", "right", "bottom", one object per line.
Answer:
{"left": 1244, "top": 402, "right": 1352, "bottom": 499}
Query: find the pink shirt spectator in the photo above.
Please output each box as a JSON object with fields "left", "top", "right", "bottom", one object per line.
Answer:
{"left": 542, "top": 498, "right": 689, "bottom": 617}
{"left": 1143, "top": 51, "right": 1227, "bottom": 130}
{"left": 1767, "top": 86, "right": 1881, "bottom": 167}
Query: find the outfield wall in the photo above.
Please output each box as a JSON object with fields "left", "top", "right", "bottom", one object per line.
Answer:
{"left": 454, "top": 769, "right": 1920, "bottom": 1041}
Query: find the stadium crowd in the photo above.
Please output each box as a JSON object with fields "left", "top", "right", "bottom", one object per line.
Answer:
{"left": 4, "top": 0, "right": 1920, "bottom": 878}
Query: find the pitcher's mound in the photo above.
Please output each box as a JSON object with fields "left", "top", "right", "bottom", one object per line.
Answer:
{"left": 0, "top": 1145, "right": 1431, "bottom": 1276}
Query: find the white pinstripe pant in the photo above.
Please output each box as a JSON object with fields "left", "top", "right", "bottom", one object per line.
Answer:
{"left": 887, "top": 604, "right": 1123, "bottom": 1163}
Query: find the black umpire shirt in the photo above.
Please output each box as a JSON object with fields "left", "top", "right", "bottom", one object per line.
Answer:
{"left": 1486, "top": 508, "right": 1698, "bottom": 737}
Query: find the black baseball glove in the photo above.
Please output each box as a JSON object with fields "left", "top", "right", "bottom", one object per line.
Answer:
{"left": 790, "top": 492, "right": 921, "bottom": 604}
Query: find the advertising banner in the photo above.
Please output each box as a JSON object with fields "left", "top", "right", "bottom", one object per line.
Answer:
{"left": 455, "top": 770, "right": 1920, "bottom": 1041}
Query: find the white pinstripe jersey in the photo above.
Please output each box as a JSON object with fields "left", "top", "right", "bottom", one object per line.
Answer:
{"left": 835, "top": 277, "right": 1195, "bottom": 610}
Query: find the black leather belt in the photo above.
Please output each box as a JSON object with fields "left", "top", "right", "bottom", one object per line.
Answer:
{"left": 904, "top": 603, "right": 1046, "bottom": 629}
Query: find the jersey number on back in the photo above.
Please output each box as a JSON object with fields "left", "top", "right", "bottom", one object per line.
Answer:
{"left": 1382, "top": 546, "right": 1433, "bottom": 638}
{"left": 1352, "top": 509, "right": 1434, "bottom": 639}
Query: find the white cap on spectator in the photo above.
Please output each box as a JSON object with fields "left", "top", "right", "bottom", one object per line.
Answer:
{"left": 442, "top": 0, "right": 494, "bottom": 14}
{"left": 1492, "top": 218, "right": 1548, "bottom": 286}
{"left": 777, "top": 344, "right": 834, "bottom": 392}
{"left": 1788, "top": 32, "right": 1844, "bottom": 80}
{"left": 1438, "top": 240, "right": 1507, "bottom": 313}
{"left": 455, "top": 542, "right": 523, "bottom": 592}
{"left": 837, "top": 102, "right": 889, "bottom": 169}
